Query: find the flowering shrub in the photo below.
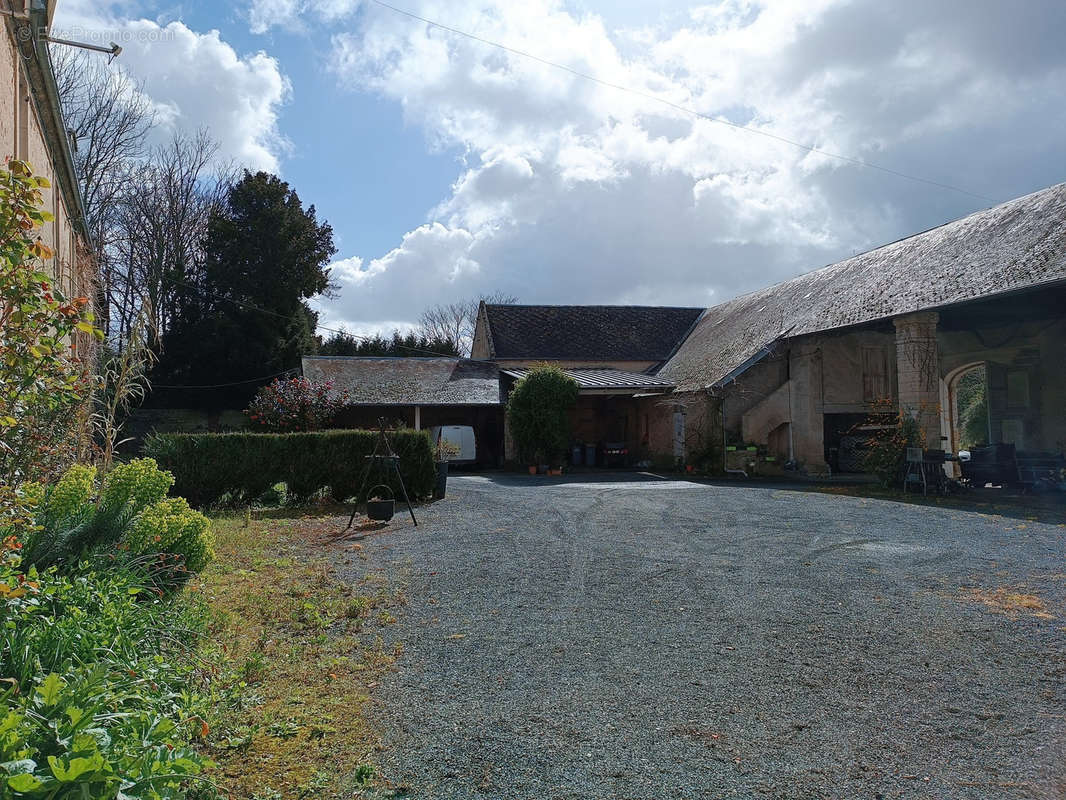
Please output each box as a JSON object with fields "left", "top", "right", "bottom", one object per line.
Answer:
{"left": 0, "top": 160, "right": 102, "bottom": 529}
{"left": 41, "top": 463, "right": 96, "bottom": 521}
{"left": 17, "top": 460, "right": 213, "bottom": 582}
{"left": 100, "top": 457, "right": 174, "bottom": 515}
{"left": 244, "top": 376, "right": 349, "bottom": 432}
{"left": 127, "top": 497, "right": 214, "bottom": 576}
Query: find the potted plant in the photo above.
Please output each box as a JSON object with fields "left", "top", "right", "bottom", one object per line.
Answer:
{"left": 434, "top": 437, "right": 461, "bottom": 499}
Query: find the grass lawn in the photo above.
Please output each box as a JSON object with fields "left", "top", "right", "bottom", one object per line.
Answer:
{"left": 189, "top": 510, "right": 406, "bottom": 799}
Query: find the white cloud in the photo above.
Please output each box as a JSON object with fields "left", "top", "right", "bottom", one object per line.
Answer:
{"left": 297, "top": 0, "right": 1066, "bottom": 329}
{"left": 54, "top": 0, "right": 291, "bottom": 171}
{"left": 246, "top": 0, "right": 361, "bottom": 34}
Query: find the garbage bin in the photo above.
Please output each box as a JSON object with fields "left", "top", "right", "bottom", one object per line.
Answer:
{"left": 585, "top": 443, "right": 598, "bottom": 467}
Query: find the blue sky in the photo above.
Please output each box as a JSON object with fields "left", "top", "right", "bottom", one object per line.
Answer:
{"left": 132, "top": 0, "right": 465, "bottom": 259}
{"left": 54, "top": 0, "right": 1066, "bottom": 335}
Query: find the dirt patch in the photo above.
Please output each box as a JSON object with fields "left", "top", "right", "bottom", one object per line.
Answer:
{"left": 964, "top": 587, "right": 1054, "bottom": 618}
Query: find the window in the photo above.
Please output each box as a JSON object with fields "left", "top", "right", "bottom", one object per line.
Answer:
{"left": 861, "top": 346, "right": 890, "bottom": 403}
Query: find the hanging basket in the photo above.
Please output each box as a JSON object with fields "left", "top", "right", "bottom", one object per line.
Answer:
{"left": 365, "top": 484, "right": 396, "bottom": 522}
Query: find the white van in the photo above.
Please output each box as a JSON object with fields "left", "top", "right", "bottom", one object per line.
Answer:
{"left": 429, "top": 425, "right": 477, "bottom": 464}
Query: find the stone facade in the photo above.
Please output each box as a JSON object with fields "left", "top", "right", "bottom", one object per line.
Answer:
{"left": 893, "top": 312, "right": 942, "bottom": 448}
{"left": 1, "top": 1, "right": 91, "bottom": 301}
{"left": 707, "top": 290, "right": 1066, "bottom": 475}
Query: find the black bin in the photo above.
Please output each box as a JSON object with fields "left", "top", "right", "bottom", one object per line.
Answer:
{"left": 366, "top": 484, "right": 395, "bottom": 521}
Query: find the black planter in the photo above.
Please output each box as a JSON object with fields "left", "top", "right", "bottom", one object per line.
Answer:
{"left": 366, "top": 484, "right": 396, "bottom": 522}
{"left": 434, "top": 461, "right": 449, "bottom": 499}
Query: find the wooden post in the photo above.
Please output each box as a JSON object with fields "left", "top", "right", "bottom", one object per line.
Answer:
{"left": 414, "top": 405, "right": 421, "bottom": 430}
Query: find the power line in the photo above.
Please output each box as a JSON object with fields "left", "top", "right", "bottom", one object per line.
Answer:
{"left": 160, "top": 275, "right": 459, "bottom": 358}
{"left": 367, "top": 0, "right": 993, "bottom": 204}
{"left": 152, "top": 369, "right": 299, "bottom": 389}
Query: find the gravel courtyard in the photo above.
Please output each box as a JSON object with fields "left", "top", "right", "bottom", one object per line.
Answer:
{"left": 349, "top": 475, "right": 1066, "bottom": 800}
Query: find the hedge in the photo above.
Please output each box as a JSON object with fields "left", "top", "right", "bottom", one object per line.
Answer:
{"left": 144, "top": 429, "right": 435, "bottom": 507}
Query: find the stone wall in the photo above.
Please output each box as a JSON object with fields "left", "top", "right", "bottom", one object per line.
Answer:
{"left": 1, "top": 7, "right": 89, "bottom": 302}
{"left": 894, "top": 312, "right": 942, "bottom": 448}
{"left": 123, "top": 408, "right": 249, "bottom": 452}
{"left": 639, "top": 390, "right": 720, "bottom": 468}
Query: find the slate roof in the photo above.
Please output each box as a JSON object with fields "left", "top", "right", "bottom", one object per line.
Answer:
{"left": 301, "top": 357, "right": 501, "bottom": 406}
{"left": 501, "top": 367, "right": 674, "bottom": 392}
{"left": 482, "top": 304, "right": 704, "bottom": 363}
{"left": 660, "top": 181, "right": 1066, "bottom": 392}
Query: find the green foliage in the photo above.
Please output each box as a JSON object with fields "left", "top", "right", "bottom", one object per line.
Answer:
{"left": 144, "top": 429, "right": 436, "bottom": 507}
{"left": 319, "top": 328, "right": 459, "bottom": 357}
{"left": 127, "top": 498, "right": 214, "bottom": 576}
{"left": 0, "top": 160, "right": 102, "bottom": 527}
{"left": 506, "top": 364, "right": 579, "bottom": 465}
{"left": 18, "top": 459, "right": 213, "bottom": 582}
{"left": 862, "top": 410, "right": 925, "bottom": 487}
{"left": 154, "top": 171, "right": 336, "bottom": 408}
{"left": 42, "top": 465, "right": 96, "bottom": 521}
{"left": 956, "top": 367, "right": 989, "bottom": 448}
{"left": 0, "top": 541, "right": 207, "bottom": 799}
{"left": 100, "top": 458, "right": 174, "bottom": 515}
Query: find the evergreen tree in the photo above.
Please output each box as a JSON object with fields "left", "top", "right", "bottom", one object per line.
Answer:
{"left": 318, "top": 329, "right": 460, "bottom": 357}
{"left": 153, "top": 171, "right": 335, "bottom": 406}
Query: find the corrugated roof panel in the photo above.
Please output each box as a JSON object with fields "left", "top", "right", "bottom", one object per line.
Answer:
{"left": 502, "top": 367, "right": 674, "bottom": 391}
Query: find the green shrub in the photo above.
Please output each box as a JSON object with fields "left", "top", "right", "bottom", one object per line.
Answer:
{"left": 127, "top": 498, "right": 214, "bottom": 576}
{"left": 18, "top": 460, "right": 213, "bottom": 581}
{"left": 863, "top": 411, "right": 924, "bottom": 487}
{"left": 506, "top": 365, "right": 579, "bottom": 465}
{"left": 0, "top": 541, "right": 207, "bottom": 798}
{"left": 144, "top": 429, "right": 436, "bottom": 507}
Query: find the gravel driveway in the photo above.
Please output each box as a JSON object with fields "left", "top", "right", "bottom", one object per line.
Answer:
{"left": 346, "top": 474, "right": 1066, "bottom": 800}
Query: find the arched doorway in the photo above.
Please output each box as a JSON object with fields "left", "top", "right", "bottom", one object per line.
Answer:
{"left": 945, "top": 362, "right": 990, "bottom": 455}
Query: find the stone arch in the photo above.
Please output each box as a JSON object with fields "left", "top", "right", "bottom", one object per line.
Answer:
{"left": 944, "top": 361, "right": 989, "bottom": 455}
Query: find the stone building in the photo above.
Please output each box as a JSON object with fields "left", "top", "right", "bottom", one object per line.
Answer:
{"left": 299, "top": 182, "right": 1065, "bottom": 476}
{"left": 471, "top": 304, "right": 702, "bottom": 464}
{"left": 1, "top": 1, "right": 91, "bottom": 298}
{"left": 656, "top": 181, "right": 1066, "bottom": 475}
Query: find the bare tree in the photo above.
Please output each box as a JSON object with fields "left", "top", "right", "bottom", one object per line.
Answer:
{"left": 419, "top": 291, "right": 517, "bottom": 356}
{"left": 114, "top": 130, "right": 228, "bottom": 343}
{"left": 53, "top": 48, "right": 155, "bottom": 337}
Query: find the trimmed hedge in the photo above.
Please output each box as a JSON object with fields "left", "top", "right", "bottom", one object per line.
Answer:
{"left": 144, "top": 429, "right": 436, "bottom": 507}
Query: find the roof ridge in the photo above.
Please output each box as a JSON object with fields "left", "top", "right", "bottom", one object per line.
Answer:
{"left": 303, "top": 355, "right": 461, "bottom": 362}
{"left": 484, "top": 303, "right": 705, "bottom": 311}
{"left": 712, "top": 180, "right": 1066, "bottom": 311}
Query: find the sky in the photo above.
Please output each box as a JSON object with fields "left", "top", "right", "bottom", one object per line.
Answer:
{"left": 53, "top": 0, "right": 1066, "bottom": 338}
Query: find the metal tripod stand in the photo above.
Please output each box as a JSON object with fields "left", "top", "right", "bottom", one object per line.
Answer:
{"left": 347, "top": 418, "right": 418, "bottom": 529}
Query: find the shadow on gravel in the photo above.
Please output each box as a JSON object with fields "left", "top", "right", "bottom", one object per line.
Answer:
{"left": 469, "top": 470, "right": 671, "bottom": 488}
{"left": 468, "top": 469, "right": 1066, "bottom": 524}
